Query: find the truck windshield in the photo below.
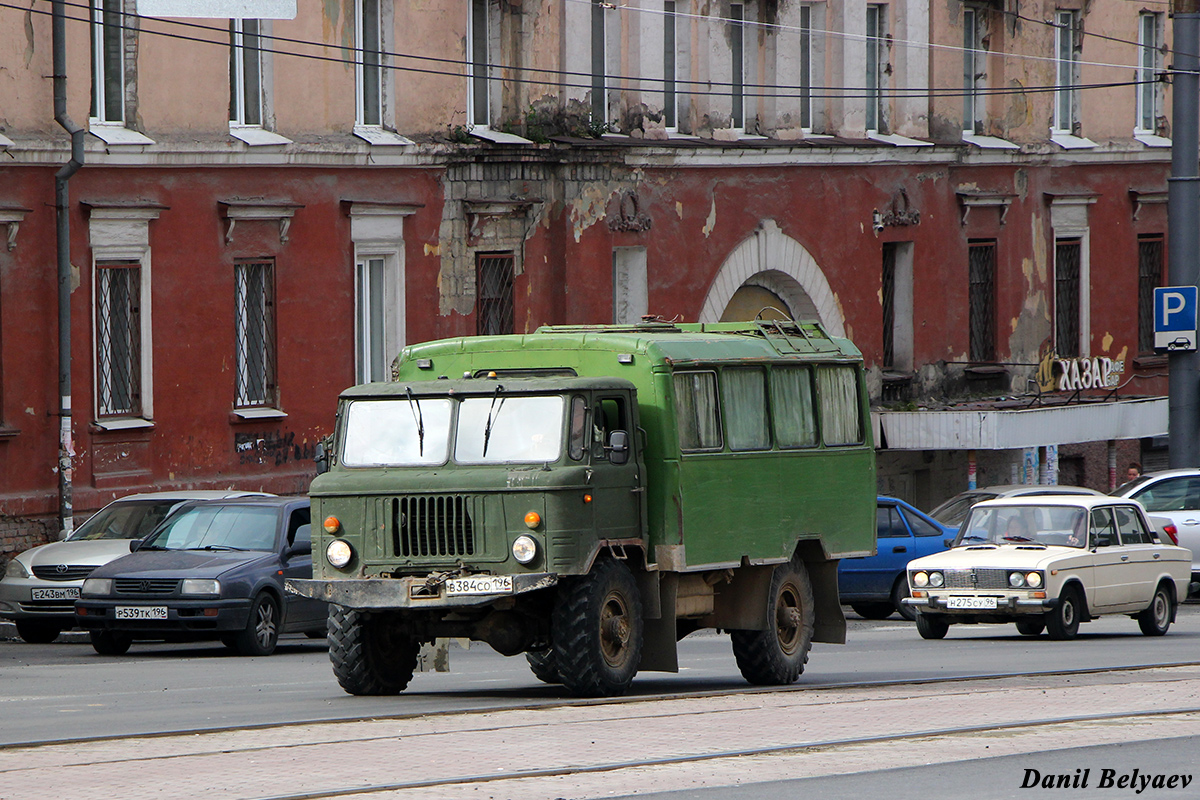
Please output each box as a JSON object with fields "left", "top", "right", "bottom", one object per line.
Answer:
{"left": 455, "top": 396, "right": 565, "bottom": 463}
{"left": 343, "top": 398, "right": 454, "bottom": 466}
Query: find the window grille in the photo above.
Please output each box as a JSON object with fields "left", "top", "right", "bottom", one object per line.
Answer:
{"left": 968, "top": 241, "right": 996, "bottom": 362}
{"left": 235, "top": 260, "right": 277, "bottom": 408}
{"left": 476, "top": 254, "right": 514, "bottom": 336}
{"left": 96, "top": 262, "right": 142, "bottom": 417}
{"left": 1055, "top": 239, "right": 1082, "bottom": 358}
{"left": 1138, "top": 236, "right": 1164, "bottom": 354}
{"left": 881, "top": 243, "right": 896, "bottom": 368}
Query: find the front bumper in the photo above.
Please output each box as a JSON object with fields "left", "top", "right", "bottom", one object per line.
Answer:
{"left": 0, "top": 581, "right": 81, "bottom": 622}
{"left": 902, "top": 594, "right": 1054, "bottom": 614}
{"left": 286, "top": 572, "right": 558, "bottom": 610}
{"left": 74, "top": 598, "right": 253, "bottom": 634}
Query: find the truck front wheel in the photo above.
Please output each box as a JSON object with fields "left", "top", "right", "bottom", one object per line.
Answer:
{"left": 551, "top": 558, "right": 643, "bottom": 697}
{"left": 328, "top": 606, "right": 421, "bottom": 696}
{"left": 730, "top": 559, "right": 814, "bottom": 685}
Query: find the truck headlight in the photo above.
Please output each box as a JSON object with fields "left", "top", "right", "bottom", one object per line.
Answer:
{"left": 82, "top": 578, "right": 112, "bottom": 596}
{"left": 181, "top": 579, "right": 220, "bottom": 597}
{"left": 512, "top": 535, "right": 538, "bottom": 564}
{"left": 326, "top": 539, "right": 353, "bottom": 569}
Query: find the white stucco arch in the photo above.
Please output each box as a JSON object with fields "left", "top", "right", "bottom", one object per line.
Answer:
{"left": 699, "top": 219, "right": 845, "bottom": 337}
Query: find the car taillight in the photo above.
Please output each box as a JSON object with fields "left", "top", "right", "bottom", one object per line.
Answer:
{"left": 1162, "top": 523, "right": 1179, "bottom": 545}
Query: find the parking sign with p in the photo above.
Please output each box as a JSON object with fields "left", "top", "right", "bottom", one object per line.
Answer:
{"left": 1154, "top": 286, "right": 1198, "bottom": 351}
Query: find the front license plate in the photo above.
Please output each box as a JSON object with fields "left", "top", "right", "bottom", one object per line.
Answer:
{"left": 445, "top": 576, "right": 514, "bottom": 596}
{"left": 32, "top": 587, "right": 80, "bottom": 601}
{"left": 115, "top": 606, "right": 168, "bottom": 620}
{"left": 947, "top": 596, "right": 998, "bottom": 610}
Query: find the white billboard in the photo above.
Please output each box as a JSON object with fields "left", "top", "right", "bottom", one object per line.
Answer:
{"left": 137, "top": 0, "right": 296, "bottom": 19}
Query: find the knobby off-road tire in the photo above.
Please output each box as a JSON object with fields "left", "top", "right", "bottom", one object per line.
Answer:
{"left": 850, "top": 602, "right": 894, "bottom": 620}
{"left": 731, "top": 559, "right": 815, "bottom": 686}
{"left": 915, "top": 611, "right": 950, "bottom": 640}
{"left": 90, "top": 630, "right": 132, "bottom": 655}
{"left": 1137, "top": 582, "right": 1174, "bottom": 636}
{"left": 1046, "top": 585, "right": 1083, "bottom": 640}
{"left": 234, "top": 593, "right": 281, "bottom": 656}
{"left": 525, "top": 648, "right": 562, "bottom": 684}
{"left": 15, "top": 620, "right": 62, "bottom": 644}
{"left": 1015, "top": 618, "right": 1046, "bottom": 636}
{"left": 551, "top": 558, "right": 644, "bottom": 697}
{"left": 328, "top": 605, "right": 421, "bottom": 696}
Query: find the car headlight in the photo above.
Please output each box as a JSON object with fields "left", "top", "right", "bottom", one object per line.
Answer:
{"left": 928, "top": 571, "right": 944, "bottom": 588}
{"left": 1009, "top": 572, "right": 1026, "bottom": 588}
{"left": 512, "top": 535, "right": 538, "bottom": 564}
{"left": 4, "top": 559, "right": 29, "bottom": 579}
{"left": 82, "top": 578, "right": 112, "bottom": 596}
{"left": 181, "top": 579, "right": 220, "bottom": 597}
{"left": 1026, "top": 572, "right": 1043, "bottom": 588}
{"left": 912, "top": 571, "right": 929, "bottom": 588}
{"left": 326, "top": 539, "right": 353, "bottom": 569}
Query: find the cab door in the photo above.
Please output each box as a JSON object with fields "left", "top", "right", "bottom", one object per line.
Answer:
{"left": 281, "top": 508, "right": 326, "bottom": 630}
{"left": 588, "top": 391, "right": 644, "bottom": 542}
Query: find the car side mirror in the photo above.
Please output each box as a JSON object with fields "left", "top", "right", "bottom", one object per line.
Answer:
{"left": 943, "top": 538, "right": 954, "bottom": 548}
{"left": 129, "top": 539, "right": 143, "bottom": 552}
{"left": 605, "top": 430, "right": 630, "bottom": 465}
{"left": 286, "top": 541, "right": 312, "bottom": 558}
{"left": 314, "top": 442, "right": 329, "bottom": 475}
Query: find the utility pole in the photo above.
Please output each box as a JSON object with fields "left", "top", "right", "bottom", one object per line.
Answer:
{"left": 1168, "top": 2, "right": 1200, "bottom": 468}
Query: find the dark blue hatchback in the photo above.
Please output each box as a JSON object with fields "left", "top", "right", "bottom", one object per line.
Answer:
{"left": 75, "top": 497, "right": 326, "bottom": 656}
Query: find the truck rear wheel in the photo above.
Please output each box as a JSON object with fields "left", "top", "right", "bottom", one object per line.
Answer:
{"left": 328, "top": 605, "right": 421, "bottom": 696}
{"left": 551, "top": 558, "right": 643, "bottom": 697}
{"left": 730, "top": 559, "right": 814, "bottom": 685}
{"left": 525, "top": 648, "right": 562, "bottom": 684}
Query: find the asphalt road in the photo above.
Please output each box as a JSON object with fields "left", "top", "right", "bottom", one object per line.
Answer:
{"left": 2, "top": 604, "right": 1198, "bottom": 746}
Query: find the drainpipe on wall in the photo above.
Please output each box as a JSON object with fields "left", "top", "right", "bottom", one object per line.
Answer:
{"left": 52, "top": 0, "right": 85, "bottom": 538}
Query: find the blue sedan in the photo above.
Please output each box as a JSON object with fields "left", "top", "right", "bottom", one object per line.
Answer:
{"left": 839, "top": 496, "right": 955, "bottom": 620}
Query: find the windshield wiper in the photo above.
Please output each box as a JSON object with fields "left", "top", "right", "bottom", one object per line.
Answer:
{"left": 1002, "top": 536, "right": 1034, "bottom": 543}
{"left": 957, "top": 535, "right": 988, "bottom": 543}
{"left": 187, "top": 544, "right": 245, "bottom": 551}
{"left": 481, "top": 384, "right": 506, "bottom": 457}
{"left": 405, "top": 386, "right": 425, "bottom": 457}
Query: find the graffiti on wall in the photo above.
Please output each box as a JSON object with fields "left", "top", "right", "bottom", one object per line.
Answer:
{"left": 235, "top": 431, "right": 317, "bottom": 467}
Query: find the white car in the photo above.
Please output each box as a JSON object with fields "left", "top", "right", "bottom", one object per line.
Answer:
{"left": 0, "top": 490, "right": 270, "bottom": 643}
{"left": 904, "top": 496, "right": 1193, "bottom": 641}
{"left": 1111, "top": 469, "right": 1200, "bottom": 583}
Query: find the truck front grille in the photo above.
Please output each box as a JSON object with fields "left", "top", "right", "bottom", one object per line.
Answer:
{"left": 942, "top": 568, "right": 1009, "bottom": 590}
{"left": 392, "top": 496, "right": 476, "bottom": 558}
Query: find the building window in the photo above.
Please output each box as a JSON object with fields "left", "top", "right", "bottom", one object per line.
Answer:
{"left": 1055, "top": 238, "right": 1082, "bottom": 358}
{"left": 1054, "top": 10, "right": 1080, "bottom": 134}
{"left": 664, "top": 0, "right": 677, "bottom": 130}
{"left": 881, "top": 244, "right": 896, "bottom": 367}
{"left": 865, "top": 4, "right": 887, "bottom": 132}
{"left": 469, "top": 0, "right": 492, "bottom": 128}
{"left": 730, "top": 3, "right": 745, "bottom": 130}
{"left": 356, "top": 256, "right": 388, "bottom": 383}
{"left": 591, "top": 0, "right": 607, "bottom": 123}
{"left": 963, "top": 7, "right": 986, "bottom": 134}
{"left": 96, "top": 262, "right": 142, "bottom": 417}
{"left": 235, "top": 260, "right": 277, "bottom": 408}
{"left": 1138, "top": 235, "right": 1165, "bottom": 354}
{"left": 799, "top": 5, "right": 812, "bottom": 130}
{"left": 476, "top": 253, "right": 514, "bottom": 336}
{"left": 356, "top": 0, "right": 382, "bottom": 127}
{"left": 968, "top": 240, "right": 996, "bottom": 362}
{"left": 1137, "top": 13, "right": 1161, "bottom": 134}
{"left": 229, "top": 19, "right": 263, "bottom": 126}
{"left": 90, "top": 0, "right": 125, "bottom": 123}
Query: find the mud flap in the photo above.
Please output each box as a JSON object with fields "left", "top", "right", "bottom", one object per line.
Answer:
{"left": 638, "top": 572, "right": 679, "bottom": 673}
{"left": 806, "top": 558, "right": 847, "bottom": 644}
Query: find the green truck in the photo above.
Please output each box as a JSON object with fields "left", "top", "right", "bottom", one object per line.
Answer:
{"left": 287, "top": 319, "right": 875, "bottom": 697}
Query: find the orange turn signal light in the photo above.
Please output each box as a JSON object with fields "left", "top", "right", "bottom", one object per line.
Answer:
{"left": 323, "top": 516, "right": 341, "bottom": 533}
{"left": 583, "top": 494, "right": 592, "bottom": 504}
{"left": 524, "top": 511, "right": 541, "bottom": 529}
{"left": 912, "top": 590, "right": 924, "bottom": 598}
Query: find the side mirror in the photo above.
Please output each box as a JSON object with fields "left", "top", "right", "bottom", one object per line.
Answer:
{"left": 314, "top": 441, "right": 329, "bottom": 475}
{"left": 286, "top": 541, "right": 313, "bottom": 558}
{"left": 129, "top": 539, "right": 142, "bottom": 552}
{"left": 606, "top": 430, "right": 630, "bottom": 465}
{"left": 943, "top": 538, "right": 954, "bottom": 548}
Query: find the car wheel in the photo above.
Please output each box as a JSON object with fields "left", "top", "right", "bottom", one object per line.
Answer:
{"left": 850, "top": 602, "right": 894, "bottom": 620}
{"left": 891, "top": 577, "right": 916, "bottom": 622}
{"left": 553, "top": 558, "right": 645, "bottom": 697}
{"left": 525, "top": 647, "right": 562, "bottom": 684}
{"left": 234, "top": 593, "right": 281, "bottom": 656}
{"left": 915, "top": 612, "right": 950, "bottom": 640}
{"left": 1137, "top": 582, "right": 1174, "bottom": 636}
{"left": 1015, "top": 619, "right": 1045, "bottom": 636}
{"left": 730, "top": 559, "right": 814, "bottom": 686}
{"left": 15, "top": 620, "right": 62, "bottom": 644}
{"left": 328, "top": 605, "right": 421, "bottom": 695}
{"left": 1046, "top": 585, "right": 1083, "bottom": 640}
{"left": 90, "top": 630, "right": 132, "bottom": 656}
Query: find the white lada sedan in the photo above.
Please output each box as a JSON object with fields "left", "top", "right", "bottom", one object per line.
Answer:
{"left": 904, "top": 496, "right": 1193, "bottom": 641}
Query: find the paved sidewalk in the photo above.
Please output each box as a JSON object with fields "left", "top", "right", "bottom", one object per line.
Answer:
{"left": 1, "top": 666, "right": 1197, "bottom": 800}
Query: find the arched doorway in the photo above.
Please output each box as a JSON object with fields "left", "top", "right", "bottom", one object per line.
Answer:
{"left": 700, "top": 220, "right": 844, "bottom": 336}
